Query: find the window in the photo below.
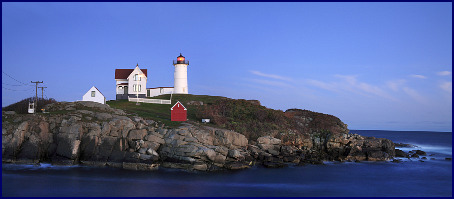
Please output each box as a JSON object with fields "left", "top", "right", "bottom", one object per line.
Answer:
{"left": 91, "top": 91, "right": 95, "bottom": 97}
{"left": 119, "top": 86, "right": 123, "bottom": 89}
{"left": 133, "top": 84, "right": 141, "bottom": 92}
{"left": 134, "top": 74, "right": 141, "bottom": 81}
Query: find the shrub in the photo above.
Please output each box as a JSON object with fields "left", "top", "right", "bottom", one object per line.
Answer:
{"left": 2, "top": 97, "right": 57, "bottom": 114}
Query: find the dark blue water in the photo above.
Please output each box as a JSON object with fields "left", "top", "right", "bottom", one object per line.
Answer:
{"left": 2, "top": 130, "right": 452, "bottom": 197}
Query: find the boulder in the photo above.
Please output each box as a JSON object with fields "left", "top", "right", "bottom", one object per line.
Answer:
{"left": 257, "top": 136, "right": 281, "bottom": 145}
{"left": 224, "top": 162, "right": 250, "bottom": 170}
{"left": 128, "top": 129, "right": 147, "bottom": 140}
{"left": 193, "top": 164, "right": 208, "bottom": 171}
{"left": 144, "top": 132, "right": 165, "bottom": 144}
{"left": 395, "top": 149, "right": 408, "bottom": 158}
{"left": 227, "top": 149, "right": 243, "bottom": 159}
{"left": 146, "top": 148, "right": 159, "bottom": 157}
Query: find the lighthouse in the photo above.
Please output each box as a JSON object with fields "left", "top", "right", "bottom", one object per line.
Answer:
{"left": 173, "top": 53, "right": 189, "bottom": 94}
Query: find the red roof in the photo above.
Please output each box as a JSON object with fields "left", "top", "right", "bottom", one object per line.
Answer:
{"left": 115, "top": 69, "right": 147, "bottom": 79}
{"left": 118, "top": 83, "right": 128, "bottom": 85}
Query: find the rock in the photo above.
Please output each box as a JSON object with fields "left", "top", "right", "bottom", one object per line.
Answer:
{"left": 214, "top": 130, "right": 248, "bottom": 148}
{"left": 392, "top": 159, "right": 402, "bottom": 163}
{"left": 55, "top": 135, "right": 81, "bottom": 160}
{"left": 138, "top": 148, "right": 147, "bottom": 154}
{"left": 4, "top": 111, "right": 16, "bottom": 115}
{"left": 263, "top": 161, "right": 288, "bottom": 168}
{"left": 224, "top": 162, "right": 250, "bottom": 170}
{"left": 257, "top": 136, "right": 281, "bottom": 145}
{"left": 128, "top": 129, "right": 147, "bottom": 140}
{"left": 445, "top": 158, "right": 452, "bottom": 161}
{"left": 411, "top": 153, "right": 420, "bottom": 158}
{"left": 258, "top": 144, "right": 275, "bottom": 151}
{"left": 186, "top": 101, "right": 203, "bottom": 106}
{"left": 227, "top": 149, "right": 243, "bottom": 159}
{"left": 267, "top": 149, "right": 280, "bottom": 156}
{"left": 137, "top": 123, "right": 146, "bottom": 130}
{"left": 412, "top": 150, "right": 427, "bottom": 156}
{"left": 212, "top": 154, "right": 226, "bottom": 164}
{"left": 122, "top": 162, "right": 159, "bottom": 171}
{"left": 247, "top": 100, "right": 261, "bottom": 106}
{"left": 144, "top": 132, "right": 165, "bottom": 144}
{"left": 146, "top": 148, "right": 159, "bottom": 157}
{"left": 395, "top": 149, "right": 409, "bottom": 158}
{"left": 394, "top": 143, "right": 418, "bottom": 148}
{"left": 193, "top": 164, "right": 208, "bottom": 171}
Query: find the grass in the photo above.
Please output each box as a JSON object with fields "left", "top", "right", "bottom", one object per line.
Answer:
{"left": 107, "top": 94, "right": 227, "bottom": 127}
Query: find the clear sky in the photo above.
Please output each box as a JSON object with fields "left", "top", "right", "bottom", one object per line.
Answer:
{"left": 2, "top": 2, "right": 452, "bottom": 132}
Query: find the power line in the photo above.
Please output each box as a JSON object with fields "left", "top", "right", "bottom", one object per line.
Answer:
{"left": 2, "top": 86, "right": 34, "bottom": 92}
{"left": 2, "top": 71, "right": 31, "bottom": 86}
{"left": 2, "top": 82, "right": 33, "bottom": 87}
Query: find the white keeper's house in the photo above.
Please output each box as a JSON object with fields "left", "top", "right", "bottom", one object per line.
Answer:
{"left": 115, "top": 53, "right": 189, "bottom": 100}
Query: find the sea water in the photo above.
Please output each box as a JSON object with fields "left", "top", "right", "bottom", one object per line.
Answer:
{"left": 2, "top": 130, "right": 452, "bottom": 197}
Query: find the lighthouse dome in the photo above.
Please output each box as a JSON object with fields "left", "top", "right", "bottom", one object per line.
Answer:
{"left": 174, "top": 53, "right": 189, "bottom": 65}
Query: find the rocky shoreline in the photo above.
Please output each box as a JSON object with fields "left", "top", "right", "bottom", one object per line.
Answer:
{"left": 2, "top": 101, "right": 402, "bottom": 172}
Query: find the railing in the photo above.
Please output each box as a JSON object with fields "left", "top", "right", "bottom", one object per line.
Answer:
{"left": 173, "top": 60, "right": 189, "bottom": 65}
{"left": 128, "top": 97, "right": 171, "bottom": 104}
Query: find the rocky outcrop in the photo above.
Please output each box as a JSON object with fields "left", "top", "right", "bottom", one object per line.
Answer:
{"left": 2, "top": 101, "right": 397, "bottom": 171}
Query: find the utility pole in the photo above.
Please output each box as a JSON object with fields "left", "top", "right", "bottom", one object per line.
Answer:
{"left": 38, "top": 86, "right": 47, "bottom": 100}
{"left": 31, "top": 81, "right": 43, "bottom": 113}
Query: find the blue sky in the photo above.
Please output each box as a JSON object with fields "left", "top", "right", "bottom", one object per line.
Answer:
{"left": 2, "top": 2, "right": 452, "bottom": 132}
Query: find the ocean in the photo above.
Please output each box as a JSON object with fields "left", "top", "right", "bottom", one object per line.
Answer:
{"left": 2, "top": 130, "right": 452, "bottom": 197}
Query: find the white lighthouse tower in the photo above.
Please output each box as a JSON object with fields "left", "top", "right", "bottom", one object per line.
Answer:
{"left": 173, "top": 53, "right": 189, "bottom": 94}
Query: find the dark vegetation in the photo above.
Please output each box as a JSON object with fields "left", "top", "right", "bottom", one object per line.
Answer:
{"left": 194, "top": 98, "right": 296, "bottom": 140}
{"left": 2, "top": 97, "right": 57, "bottom": 114}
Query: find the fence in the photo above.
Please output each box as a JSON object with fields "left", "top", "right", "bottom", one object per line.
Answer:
{"left": 128, "top": 97, "right": 171, "bottom": 104}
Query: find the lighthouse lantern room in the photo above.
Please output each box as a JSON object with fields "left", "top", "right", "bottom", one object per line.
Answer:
{"left": 173, "top": 53, "right": 189, "bottom": 94}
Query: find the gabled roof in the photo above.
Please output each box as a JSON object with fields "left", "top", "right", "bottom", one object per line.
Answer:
{"left": 115, "top": 69, "right": 147, "bottom": 79}
{"left": 170, "top": 101, "right": 187, "bottom": 110}
{"left": 87, "top": 86, "right": 105, "bottom": 98}
{"left": 93, "top": 86, "right": 105, "bottom": 97}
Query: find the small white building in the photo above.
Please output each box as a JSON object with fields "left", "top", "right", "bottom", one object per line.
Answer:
{"left": 82, "top": 86, "right": 106, "bottom": 104}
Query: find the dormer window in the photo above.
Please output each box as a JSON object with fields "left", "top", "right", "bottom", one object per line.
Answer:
{"left": 134, "top": 74, "right": 141, "bottom": 81}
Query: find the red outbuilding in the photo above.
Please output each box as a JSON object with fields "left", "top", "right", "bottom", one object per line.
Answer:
{"left": 171, "top": 101, "right": 187, "bottom": 121}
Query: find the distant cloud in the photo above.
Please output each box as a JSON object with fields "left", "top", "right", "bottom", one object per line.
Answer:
{"left": 437, "top": 71, "right": 451, "bottom": 76}
{"left": 440, "top": 81, "right": 452, "bottom": 92}
{"left": 386, "top": 79, "right": 406, "bottom": 92}
{"left": 250, "top": 70, "right": 292, "bottom": 81}
{"left": 402, "top": 87, "right": 426, "bottom": 103}
{"left": 248, "top": 78, "right": 294, "bottom": 88}
{"left": 410, "top": 74, "right": 427, "bottom": 79}
{"left": 305, "top": 79, "right": 338, "bottom": 92}
{"left": 306, "top": 74, "right": 396, "bottom": 101}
